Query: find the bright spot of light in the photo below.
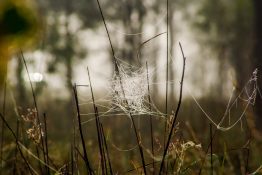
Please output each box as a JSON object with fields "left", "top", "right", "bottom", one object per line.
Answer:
{"left": 25, "top": 72, "right": 43, "bottom": 82}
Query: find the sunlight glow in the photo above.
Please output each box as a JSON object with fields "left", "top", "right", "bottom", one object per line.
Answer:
{"left": 26, "top": 72, "right": 43, "bottom": 82}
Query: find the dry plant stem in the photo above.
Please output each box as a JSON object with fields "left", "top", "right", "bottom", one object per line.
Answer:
{"left": 170, "top": 135, "right": 182, "bottom": 172}
{"left": 13, "top": 119, "right": 19, "bottom": 175}
{"left": 198, "top": 124, "right": 220, "bottom": 174}
{"left": 110, "top": 64, "right": 147, "bottom": 173}
{"left": 146, "top": 62, "right": 155, "bottom": 172}
{"left": 115, "top": 72, "right": 147, "bottom": 174}
{"left": 129, "top": 114, "right": 147, "bottom": 175}
{"left": 199, "top": 124, "right": 243, "bottom": 174}
{"left": 159, "top": 42, "right": 186, "bottom": 174}
{"left": 94, "top": 0, "right": 145, "bottom": 173}
{"left": 198, "top": 105, "right": 250, "bottom": 174}
{"left": 20, "top": 51, "right": 39, "bottom": 129}
{"left": 164, "top": 0, "right": 169, "bottom": 150}
{"left": 198, "top": 85, "right": 256, "bottom": 174}
{"left": 75, "top": 146, "right": 85, "bottom": 161}
{"left": 43, "top": 113, "right": 50, "bottom": 175}
{"left": 20, "top": 51, "right": 46, "bottom": 165}
{"left": 87, "top": 68, "right": 106, "bottom": 174}
{"left": 94, "top": 0, "right": 118, "bottom": 71}
{"left": 0, "top": 113, "right": 33, "bottom": 175}
{"left": 98, "top": 115, "right": 108, "bottom": 175}
{"left": 73, "top": 85, "right": 93, "bottom": 174}
{"left": 0, "top": 81, "right": 6, "bottom": 175}
{"left": 115, "top": 70, "right": 147, "bottom": 174}
{"left": 136, "top": 32, "right": 166, "bottom": 65}
{"left": 36, "top": 145, "right": 43, "bottom": 174}
{"left": 100, "top": 123, "right": 113, "bottom": 175}
{"left": 94, "top": 0, "right": 127, "bottom": 122}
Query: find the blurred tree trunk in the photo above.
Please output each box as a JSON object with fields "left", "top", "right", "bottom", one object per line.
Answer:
{"left": 169, "top": 1, "right": 176, "bottom": 107}
{"left": 0, "top": 55, "right": 7, "bottom": 91}
{"left": 64, "top": 0, "right": 74, "bottom": 117}
{"left": 151, "top": 1, "right": 161, "bottom": 98}
{"left": 121, "top": 0, "right": 145, "bottom": 66}
{"left": 253, "top": 0, "right": 262, "bottom": 129}
{"left": 230, "top": 1, "right": 252, "bottom": 92}
{"left": 65, "top": 7, "right": 73, "bottom": 92}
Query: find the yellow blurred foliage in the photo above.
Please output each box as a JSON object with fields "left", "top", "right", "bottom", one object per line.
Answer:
{"left": 0, "top": 0, "right": 40, "bottom": 90}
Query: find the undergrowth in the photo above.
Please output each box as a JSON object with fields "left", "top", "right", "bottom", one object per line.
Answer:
{"left": 0, "top": 0, "right": 262, "bottom": 174}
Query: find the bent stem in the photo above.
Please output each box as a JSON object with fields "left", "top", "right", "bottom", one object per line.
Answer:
{"left": 159, "top": 42, "right": 186, "bottom": 174}
{"left": 20, "top": 51, "right": 46, "bottom": 173}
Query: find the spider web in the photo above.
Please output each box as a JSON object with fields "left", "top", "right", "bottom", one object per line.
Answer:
{"left": 77, "top": 56, "right": 171, "bottom": 126}
{"left": 188, "top": 68, "right": 261, "bottom": 131}
{"left": 76, "top": 55, "right": 260, "bottom": 134}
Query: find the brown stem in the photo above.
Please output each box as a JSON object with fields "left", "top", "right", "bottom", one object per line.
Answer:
{"left": 159, "top": 42, "right": 186, "bottom": 174}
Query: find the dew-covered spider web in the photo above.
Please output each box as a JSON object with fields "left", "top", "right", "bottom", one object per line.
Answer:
{"left": 76, "top": 54, "right": 260, "bottom": 134}
{"left": 73, "top": 55, "right": 260, "bottom": 159}
{"left": 76, "top": 57, "right": 168, "bottom": 126}
{"left": 75, "top": 57, "right": 170, "bottom": 153}
{"left": 187, "top": 68, "right": 261, "bottom": 131}
{"left": 110, "top": 62, "right": 154, "bottom": 114}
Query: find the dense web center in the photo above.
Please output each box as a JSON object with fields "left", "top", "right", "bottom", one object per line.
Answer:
{"left": 110, "top": 65, "right": 148, "bottom": 113}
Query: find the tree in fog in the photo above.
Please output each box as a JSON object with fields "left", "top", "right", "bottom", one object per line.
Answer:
{"left": 194, "top": 0, "right": 262, "bottom": 129}
{"left": 39, "top": 0, "right": 100, "bottom": 93}
{"left": 194, "top": 0, "right": 253, "bottom": 93}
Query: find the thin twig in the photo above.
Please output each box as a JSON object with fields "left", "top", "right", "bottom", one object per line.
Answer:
{"left": 13, "top": 119, "right": 19, "bottom": 175}
{"left": 164, "top": 0, "right": 169, "bottom": 150}
{"left": 97, "top": 111, "right": 108, "bottom": 175}
{"left": 98, "top": 107, "right": 108, "bottom": 175}
{"left": 100, "top": 123, "right": 113, "bottom": 175}
{"left": 36, "top": 145, "right": 43, "bottom": 174}
{"left": 159, "top": 42, "right": 186, "bottom": 174}
{"left": 20, "top": 51, "right": 46, "bottom": 170}
{"left": 94, "top": 1, "right": 146, "bottom": 173}
{"left": 115, "top": 71, "right": 148, "bottom": 174}
{"left": 87, "top": 68, "right": 106, "bottom": 174}
{"left": 129, "top": 114, "right": 147, "bottom": 175}
{"left": 111, "top": 63, "right": 147, "bottom": 174}
{"left": 73, "top": 85, "right": 93, "bottom": 174}
{"left": 136, "top": 32, "right": 166, "bottom": 65}
{"left": 94, "top": 0, "right": 118, "bottom": 70}
{"left": 43, "top": 113, "right": 50, "bottom": 175}
{"left": 75, "top": 146, "right": 85, "bottom": 161}
{"left": 20, "top": 52, "right": 39, "bottom": 123}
